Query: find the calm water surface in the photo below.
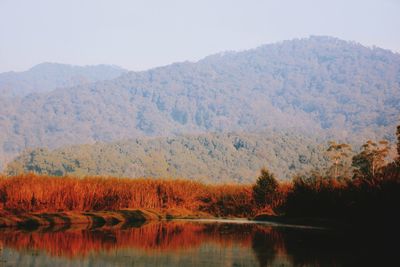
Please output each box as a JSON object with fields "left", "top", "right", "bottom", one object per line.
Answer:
{"left": 0, "top": 219, "right": 395, "bottom": 266}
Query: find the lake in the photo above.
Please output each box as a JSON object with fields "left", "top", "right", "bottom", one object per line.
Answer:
{"left": 0, "top": 219, "right": 396, "bottom": 266}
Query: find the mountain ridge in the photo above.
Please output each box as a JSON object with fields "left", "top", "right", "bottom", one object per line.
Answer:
{"left": 0, "top": 36, "right": 399, "bottom": 172}
{"left": 0, "top": 63, "right": 127, "bottom": 97}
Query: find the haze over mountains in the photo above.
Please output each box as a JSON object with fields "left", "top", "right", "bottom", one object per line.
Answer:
{"left": 0, "top": 63, "right": 127, "bottom": 97}
{"left": 1, "top": 36, "right": 399, "bottom": 179}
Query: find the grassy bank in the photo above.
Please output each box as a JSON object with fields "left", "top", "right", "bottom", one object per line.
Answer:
{"left": 1, "top": 170, "right": 399, "bottom": 229}
{"left": 0, "top": 174, "right": 253, "bottom": 228}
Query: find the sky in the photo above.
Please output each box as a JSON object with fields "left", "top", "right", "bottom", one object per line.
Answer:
{"left": 0, "top": 0, "right": 399, "bottom": 72}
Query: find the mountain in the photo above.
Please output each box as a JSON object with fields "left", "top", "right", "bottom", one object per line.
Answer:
{"left": 0, "top": 63, "right": 127, "bottom": 97}
{"left": 5, "top": 131, "right": 329, "bottom": 182}
{"left": 1, "top": 36, "right": 399, "bottom": 171}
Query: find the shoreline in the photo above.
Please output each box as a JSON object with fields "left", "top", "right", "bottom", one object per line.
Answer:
{"left": 1, "top": 209, "right": 339, "bottom": 230}
{"left": 252, "top": 214, "right": 350, "bottom": 229}
{"left": 2, "top": 210, "right": 393, "bottom": 231}
{"left": 0, "top": 209, "right": 157, "bottom": 229}
{"left": 0, "top": 209, "right": 215, "bottom": 229}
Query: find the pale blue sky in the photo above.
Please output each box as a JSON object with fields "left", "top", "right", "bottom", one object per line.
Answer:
{"left": 0, "top": 0, "right": 399, "bottom": 72}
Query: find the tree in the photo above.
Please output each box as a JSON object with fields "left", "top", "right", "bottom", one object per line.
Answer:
{"left": 326, "top": 141, "right": 352, "bottom": 179}
{"left": 352, "top": 140, "right": 390, "bottom": 180}
{"left": 252, "top": 168, "right": 278, "bottom": 208}
{"left": 396, "top": 125, "right": 400, "bottom": 163}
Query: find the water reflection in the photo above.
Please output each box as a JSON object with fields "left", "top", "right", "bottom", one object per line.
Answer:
{"left": 0, "top": 220, "right": 396, "bottom": 266}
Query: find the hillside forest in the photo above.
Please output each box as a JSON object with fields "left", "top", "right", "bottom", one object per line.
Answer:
{"left": 1, "top": 126, "right": 399, "bottom": 227}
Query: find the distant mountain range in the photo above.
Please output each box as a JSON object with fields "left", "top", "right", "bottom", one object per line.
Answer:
{"left": 0, "top": 36, "right": 399, "bottom": 175}
{"left": 0, "top": 63, "right": 127, "bottom": 97}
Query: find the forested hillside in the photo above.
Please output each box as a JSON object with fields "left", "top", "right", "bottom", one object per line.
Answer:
{"left": 1, "top": 36, "right": 399, "bottom": 170}
{"left": 0, "top": 63, "right": 127, "bottom": 97}
{"left": 5, "top": 132, "right": 329, "bottom": 182}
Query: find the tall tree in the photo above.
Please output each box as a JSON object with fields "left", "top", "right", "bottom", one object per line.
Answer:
{"left": 352, "top": 140, "right": 390, "bottom": 179}
{"left": 326, "top": 141, "right": 352, "bottom": 179}
{"left": 396, "top": 125, "right": 400, "bottom": 163}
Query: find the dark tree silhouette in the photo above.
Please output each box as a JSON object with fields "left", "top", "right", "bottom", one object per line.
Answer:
{"left": 252, "top": 168, "right": 278, "bottom": 208}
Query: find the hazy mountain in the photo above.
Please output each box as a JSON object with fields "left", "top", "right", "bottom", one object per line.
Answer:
{"left": 5, "top": 131, "right": 329, "bottom": 182}
{"left": 1, "top": 36, "right": 399, "bottom": 170}
{"left": 0, "top": 63, "right": 127, "bottom": 97}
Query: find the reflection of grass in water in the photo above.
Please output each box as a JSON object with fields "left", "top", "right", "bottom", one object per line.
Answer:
{"left": 0, "top": 221, "right": 397, "bottom": 266}
{"left": 0, "top": 221, "right": 271, "bottom": 258}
